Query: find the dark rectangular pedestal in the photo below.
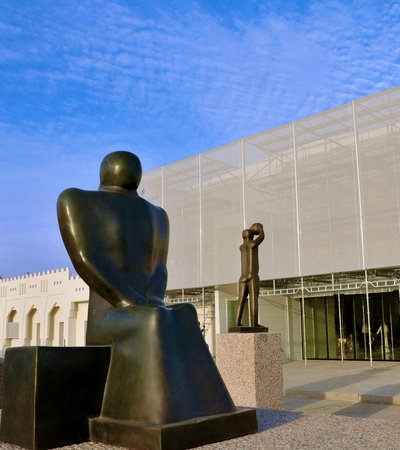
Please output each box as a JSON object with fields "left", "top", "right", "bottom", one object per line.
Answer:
{"left": 0, "top": 346, "right": 111, "bottom": 450}
{"left": 90, "top": 408, "right": 257, "bottom": 450}
{"left": 229, "top": 326, "right": 269, "bottom": 333}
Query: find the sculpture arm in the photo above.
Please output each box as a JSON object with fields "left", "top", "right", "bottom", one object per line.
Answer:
{"left": 70, "top": 250, "right": 149, "bottom": 307}
{"left": 251, "top": 223, "right": 265, "bottom": 247}
{"left": 57, "top": 189, "right": 148, "bottom": 307}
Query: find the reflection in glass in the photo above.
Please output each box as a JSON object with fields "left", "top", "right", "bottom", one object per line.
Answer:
{"left": 304, "top": 298, "right": 327, "bottom": 358}
{"left": 338, "top": 295, "right": 354, "bottom": 359}
{"left": 353, "top": 295, "right": 369, "bottom": 360}
{"left": 326, "top": 297, "right": 338, "bottom": 359}
{"left": 302, "top": 291, "right": 400, "bottom": 361}
{"left": 227, "top": 300, "right": 249, "bottom": 329}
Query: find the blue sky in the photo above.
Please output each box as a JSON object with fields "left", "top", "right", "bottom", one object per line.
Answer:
{"left": 1, "top": 0, "right": 400, "bottom": 277}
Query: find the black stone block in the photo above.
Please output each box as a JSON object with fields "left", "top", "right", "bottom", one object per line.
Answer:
{"left": 0, "top": 346, "right": 110, "bottom": 450}
{"left": 229, "top": 326, "right": 269, "bottom": 333}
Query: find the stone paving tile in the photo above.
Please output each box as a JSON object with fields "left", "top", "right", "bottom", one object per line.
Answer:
{"left": 284, "top": 395, "right": 400, "bottom": 421}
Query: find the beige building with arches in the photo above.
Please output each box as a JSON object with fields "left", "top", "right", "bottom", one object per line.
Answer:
{"left": 0, "top": 268, "right": 89, "bottom": 355}
{"left": 0, "top": 268, "right": 216, "bottom": 356}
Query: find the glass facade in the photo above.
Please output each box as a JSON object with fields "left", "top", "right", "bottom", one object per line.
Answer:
{"left": 141, "top": 86, "right": 400, "bottom": 362}
{"left": 303, "top": 291, "right": 400, "bottom": 361}
{"left": 142, "top": 86, "right": 400, "bottom": 290}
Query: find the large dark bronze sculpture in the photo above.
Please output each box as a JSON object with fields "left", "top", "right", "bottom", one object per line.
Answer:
{"left": 58, "top": 151, "right": 168, "bottom": 309}
{"left": 234, "top": 223, "right": 268, "bottom": 332}
{"left": 56, "top": 151, "right": 257, "bottom": 449}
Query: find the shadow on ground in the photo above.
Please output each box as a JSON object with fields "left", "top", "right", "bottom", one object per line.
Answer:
{"left": 256, "top": 408, "right": 302, "bottom": 431}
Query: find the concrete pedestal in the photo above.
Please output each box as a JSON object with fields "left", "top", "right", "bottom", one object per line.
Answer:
{"left": 216, "top": 332, "right": 283, "bottom": 409}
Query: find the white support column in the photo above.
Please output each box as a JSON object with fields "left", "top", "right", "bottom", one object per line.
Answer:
{"left": 241, "top": 139, "right": 246, "bottom": 229}
{"left": 301, "top": 277, "right": 307, "bottom": 366}
{"left": 338, "top": 293, "right": 344, "bottom": 362}
{"left": 286, "top": 296, "right": 291, "bottom": 361}
{"left": 293, "top": 123, "right": 306, "bottom": 366}
{"left": 353, "top": 102, "right": 372, "bottom": 368}
{"left": 352, "top": 101, "right": 366, "bottom": 270}
{"left": 161, "top": 166, "right": 165, "bottom": 209}
{"left": 198, "top": 154, "right": 203, "bottom": 289}
{"left": 292, "top": 122, "right": 302, "bottom": 279}
{"left": 365, "top": 270, "right": 373, "bottom": 367}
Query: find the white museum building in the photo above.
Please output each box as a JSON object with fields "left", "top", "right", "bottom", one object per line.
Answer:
{"left": 2, "top": 86, "right": 400, "bottom": 363}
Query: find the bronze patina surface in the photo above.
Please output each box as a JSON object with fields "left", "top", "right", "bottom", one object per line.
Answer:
{"left": 235, "top": 223, "right": 266, "bottom": 329}
{"left": 90, "top": 408, "right": 258, "bottom": 450}
{"left": 56, "top": 151, "right": 257, "bottom": 449}
{"left": 57, "top": 151, "right": 168, "bottom": 309}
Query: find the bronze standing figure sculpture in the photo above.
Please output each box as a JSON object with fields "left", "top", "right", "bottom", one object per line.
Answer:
{"left": 236, "top": 222, "right": 266, "bottom": 329}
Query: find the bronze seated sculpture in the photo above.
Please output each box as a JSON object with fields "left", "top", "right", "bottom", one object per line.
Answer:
{"left": 55, "top": 151, "right": 257, "bottom": 449}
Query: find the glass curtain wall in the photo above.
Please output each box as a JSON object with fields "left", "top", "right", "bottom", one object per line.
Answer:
{"left": 141, "top": 87, "right": 400, "bottom": 291}
{"left": 295, "top": 104, "right": 362, "bottom": 275}
{"left": 163, "top": 159, "right": 201, "bottom": 289}
{"left": 356, "top": 89, "right": 400, "bottom": 269}
{"left": 303, "top": 292, "right": 400, "bottom": 361}
{"left": 244, "top": 126, "right": 298, "bottom": 280}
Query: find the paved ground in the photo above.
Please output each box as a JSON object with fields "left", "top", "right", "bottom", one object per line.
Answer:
{"left": 282, "top": 359, "right": 400, "bottom": 423}
{"left": 284, "top": 359, "right": 400, "bottom": 404}
{"left": 3, "top": 360, "right": 400, "bottom": 449}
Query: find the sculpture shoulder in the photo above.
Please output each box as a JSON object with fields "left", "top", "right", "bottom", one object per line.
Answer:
{"left": 143, "top": 198, "right": 169, "bottom": 223}
{"left": 57, "top": 188, "right": 98, "bottom": 221}
{"left": 156, "top": 204, "right": 169, "bottom": 224}
{"left": 58, "top": 187, "right": 90, "bottom": 206}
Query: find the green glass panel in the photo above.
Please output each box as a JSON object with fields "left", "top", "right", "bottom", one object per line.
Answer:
{"left": 227, "top": 301, "right": 249, "bottom": 328}
{"left": 326, "top": 297, "right": 339, "bottom": 359}
{"left": 303, "top": 298, "right": 327, "bottom": 358}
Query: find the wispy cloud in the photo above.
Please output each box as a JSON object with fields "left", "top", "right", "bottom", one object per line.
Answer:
{"left": 1, "top": 0, "right": 400, "bottom": 275}
{"left": 2, "top": 0, "right": 400, "bottom": 151}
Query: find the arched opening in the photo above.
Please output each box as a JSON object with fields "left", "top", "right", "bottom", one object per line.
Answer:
{"left": 25, "top": 308, "right": 40, "bottom": 346}
{"left": 76, "top": 302, "right": 89, "bottom": 346}
{"left": 6, "top": 309, "right": 19, "bottom": 348}
{"left": 47, "top": 306, "right": 64, "bottom": 346}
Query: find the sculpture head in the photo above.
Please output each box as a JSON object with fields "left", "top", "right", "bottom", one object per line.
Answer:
{"left": 242, "top": 229, "right": 254, "bottom": 240}
{"left": 100, "top": 151, "right": 142, "bottom": 191}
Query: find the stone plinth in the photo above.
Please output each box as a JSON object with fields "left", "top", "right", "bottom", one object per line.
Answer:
{"left": 0, "top": 346, "right": 110, "bottom": 450}
{"left": 216, "top": 332, "right": 283, "bottom": 409}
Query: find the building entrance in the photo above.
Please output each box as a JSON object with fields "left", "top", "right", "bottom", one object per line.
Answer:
{"left": 303, "top": 292, "right": 400, "bottom": 361}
